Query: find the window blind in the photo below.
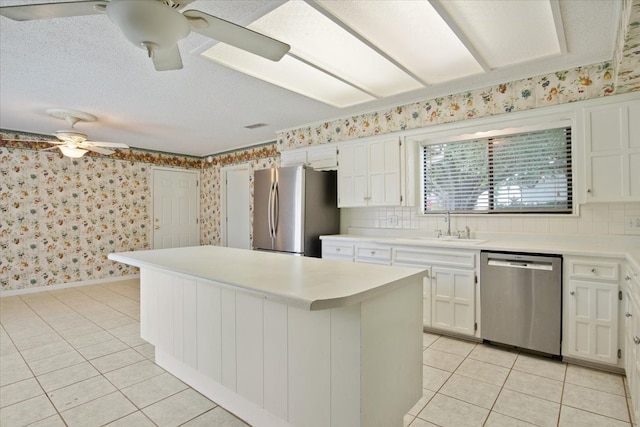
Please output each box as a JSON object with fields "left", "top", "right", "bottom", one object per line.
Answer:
{"left": 422, "top": 126, "right": 572, "bottom": 213}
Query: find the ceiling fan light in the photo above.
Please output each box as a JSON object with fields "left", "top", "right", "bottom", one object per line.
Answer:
{"left": 59, "top": 145, "right": 88, "bottom": 158}
{"left": 106, "top": 0, "right": 190, "bottom": 50}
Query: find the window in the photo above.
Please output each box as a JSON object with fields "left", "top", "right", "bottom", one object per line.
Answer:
{"left": 421, "top": 125, "right": 572, "bottom": 214}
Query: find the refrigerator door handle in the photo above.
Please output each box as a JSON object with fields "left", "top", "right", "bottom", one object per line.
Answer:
{"left": 268, "top": 181, "right": 275, "bottom": 240}
{"left": 272, "top": 181, "right": 279, "bottom": 238}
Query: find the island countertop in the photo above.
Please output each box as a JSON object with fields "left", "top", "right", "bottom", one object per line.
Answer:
{"left": 108, "top": 245, "right": 425, "bottom": 311}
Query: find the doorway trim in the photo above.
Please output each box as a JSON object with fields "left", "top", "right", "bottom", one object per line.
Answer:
{"left": 220, "top": 163, "right": 251, "bottom": 249}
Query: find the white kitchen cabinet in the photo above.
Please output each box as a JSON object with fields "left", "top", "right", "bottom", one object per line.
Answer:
{"left": 583, "top": 99, "right": 640, "bottom": 202}
{"left": 625, "top": 265, "right": 640, "bottom": 423}
{"left": 393, "top": 246, "right": 477, "bottom": 337}
{"left": 280, "top": 144, "right": 338, "bottom": 170}
{"left": 564, "top": 258, "right": 621, "bottom": 366}
{"left": 321, "top": 241, "right": 354, "bottom": 262}
{"left": 337, "top": 136, "right": 402, "bottom": 207}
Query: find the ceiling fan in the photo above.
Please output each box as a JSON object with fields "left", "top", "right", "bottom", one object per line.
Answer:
{"left": 38, "top": 109, "right": 129, "bottom": 158}
{"left": 0, "top": 0, "right": 291, "bottom": 71}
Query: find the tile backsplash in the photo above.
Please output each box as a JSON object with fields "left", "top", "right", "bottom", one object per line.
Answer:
{"left": 345, "top": 203, "right": 640, "bottom": 237}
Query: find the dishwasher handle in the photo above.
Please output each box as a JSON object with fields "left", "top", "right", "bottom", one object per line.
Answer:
{"left": 487, "top": 259, "right": 553, "bottom": 271}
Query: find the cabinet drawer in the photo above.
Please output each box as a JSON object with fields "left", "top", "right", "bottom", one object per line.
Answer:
{"left": 355, "top": 245, "right": 391, "bottom": 261}
{"left": 393, "top": 247, "right": 475, "bottom": 269}
{"left": 322, "top": 242, "right": 354, "bottom": 257}
{"left": 568, "top": 260, "right": 619, "bottom": 281}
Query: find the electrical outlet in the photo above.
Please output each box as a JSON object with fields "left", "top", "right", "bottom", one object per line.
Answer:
{"left": 625, "top": 215, "right": 640, "bottom": 234}
{"left": 387, "top": 214, "right": 399, "bottom": 227}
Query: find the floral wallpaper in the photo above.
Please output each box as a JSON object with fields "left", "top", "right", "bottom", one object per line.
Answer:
{"left": 2, "top": 0, "right": 639, "bottom": 292}
{"left": 0, "top": 139, "right": 278, "bottom": 292}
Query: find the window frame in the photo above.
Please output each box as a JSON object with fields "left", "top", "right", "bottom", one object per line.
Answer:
{"left": 417, "top": 119, "right": 575, "bottom": 215}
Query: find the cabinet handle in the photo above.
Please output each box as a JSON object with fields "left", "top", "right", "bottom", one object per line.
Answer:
{"left": 587, "top": 188, "right": 592, "bottom": 193}
{"left": 591, "top": 268, "right": 596, "bottom": 273}
{"left": 425, "top": 271, "right": 430, "bottom": 279}
{"left": 335, "top": 247, "right": 341, "bottom": 252}
{"left": 371, "top": 251, "right": 376, "bottom": 256}
{"left": 154, "top": 225, "right": 160, "bottom": 230}
{"left": 626, "top": 312, "right": 633, "bottom": 318}
{"left": 634, "top": 337, "right": 640, "bottom": 345}
{"left": 626, "top": 276, "right": 631, "bottom": 281}
{"left": 570, "top": 291, "right": 575, "bottom": 296}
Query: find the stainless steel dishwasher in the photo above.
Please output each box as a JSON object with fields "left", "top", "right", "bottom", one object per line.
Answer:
{"left": 480, "top": 251, "right": 562, "bottom": 356}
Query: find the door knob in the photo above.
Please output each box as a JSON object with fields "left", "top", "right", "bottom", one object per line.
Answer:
{"left": 154, "top": 225, "right": 160, "bottom": 230}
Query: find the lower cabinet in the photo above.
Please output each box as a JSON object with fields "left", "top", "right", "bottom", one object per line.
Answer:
{"left": 393, "top": 247, "right": 478, "bottom": 338}
{"left": 564, "top": 258, "right": 621, "bottom": 366}
{"left": 625, "top": 265, "right": 640, "bottom": 423}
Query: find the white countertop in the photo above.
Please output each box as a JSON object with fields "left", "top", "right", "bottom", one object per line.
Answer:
{"left": 321, "top": 232, "right": 640, "bottom": 270}
{"left": 108, "top": 246, "right": 425, "bottom": 311}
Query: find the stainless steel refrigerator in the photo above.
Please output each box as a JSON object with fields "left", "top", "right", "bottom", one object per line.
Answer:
{"left": 253, "top": 165, "right": 339, "bottom": 257}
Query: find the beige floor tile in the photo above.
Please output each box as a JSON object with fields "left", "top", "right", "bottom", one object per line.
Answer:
{"left": 142, "top": 388, "right": 216, "bottom": 427}
{"left": 104, "top": 410, "right": 157, "bottom": 426}
{"left": 504, "top": 369, "right": 564, "bottom": 403}
{"left": 0, "top": 394, "right": 57, "bottom": 427}
{"left": 0, "top": 377, "right": 43, "bottom": 409}
{"left": 0, "top": 352, "right": 34, "bottom": 387}
{"left": 48, "top": 375, "right": 117, "bottom": 412}
{"left": 94, "top": 314, "right": 138, "bottom": 330}
{"left": 454, "top": 358, "right": 510, "bottom": 387}
{"left": 60, "top": 391, "right": 137, "bottom": 427}
{"left": 66, "top": 330, "right": 114, "bottom": 349}
{"left": 565, "top": 364, "right": 626, "bottom": 396}
{"left": 90, "top": 348, "right": 145, "bottom": 373}
{"left": 484, "top": 411, "right": 538, "bottom": 426}
{"left": 407, "top": 388, "right": 435, "bottom": 416}
{"left": 104, "top": 359, "right": 165, "bottom": 389}
{"left": 27, "top": 414, "right": 67, "bottom": 427}
{"left": 19, "top": 340, "right": 74, "bottom": 363}
{"left": 493, "top": 389, "right": 560, "bottom": 427}
{"left": 562, "top": 383, "right": 630, "bottom": 422}
{"left": 422, "top": 333, "right": 440, "bottom": 348}
{"left": 422, "top": 365, "right": 451, "bottom": 392}
{"left": 429, "top": 336, "right": 477, "bottom": 357}
{"left": 181, "top": 407, "right": 250, "bottom": 426}
{"left": 423, "top": 348, "right": 465, "bottom": 372}
{"left": 408, "top": 417, "right": 439, "bottom": 427}
{"left": 467, "top": 344, "right": 518, "bottom": 368}
{"left": 57, "top": 323, "right": 103, "bottom": 340}
{"left": 133, "top": 342, "right": 155, "bottom": 360}
{"left": 76, "top": 338, "right": 129, "bottom": 360}
{"left": 121, "top": 372, "right": 188, "bottom": 409}
{"left": 37, "top": 361, "right": 100, "bottom": 392}
{"left": 417, "top": 393, "right": 489, "bottom": 427}
{"left": 513, "top": 353, "right": 566, "bottom": 381}
{"left": 439, "top": 373, "right": 501, "bottom": 409}
{"left": 12, "top": 331, "right": 61, "bottom": 351}
{"left": 404, "top": 413, "right": 415, "bottom": 427}
{"left": 27, "top": 349, "right": 85, "bottom": 376}
{"left": 558, "top": 405, "right": 632, "bottom": 426}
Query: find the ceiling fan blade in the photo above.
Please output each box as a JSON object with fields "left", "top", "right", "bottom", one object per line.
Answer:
{"left": 85, "top": 146, "right": 115, "bottom": 156}
{"left": 0, "top": 1, "right": 108, "bottom": 21}
{"left": 84, "top": 141, "right": 129, "bottom": 148}
{"left": 152, "top": 45, "right": 183, "bottom": 71}
{"left": 40, "top": 146, "right": 61, "bottom": 151}
{"left": 183, "top": 10, "right": 290, "bottom": 61}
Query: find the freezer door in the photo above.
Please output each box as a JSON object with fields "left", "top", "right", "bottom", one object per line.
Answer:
{"left": 253, "top": 168, "right": 275, "bottom": 251}
{"left": 272, "top": 166, "right": 305, "bottom": 254}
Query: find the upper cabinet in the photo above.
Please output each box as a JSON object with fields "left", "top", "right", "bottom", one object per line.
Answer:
{"left": 584, "top": 99, "right": 640, "bottom": 203}
{"left": 337, "top": 136, "right": 403, "bottom": 207}
{"left": 280, "top": 144, "right": 338, "bottom": 170}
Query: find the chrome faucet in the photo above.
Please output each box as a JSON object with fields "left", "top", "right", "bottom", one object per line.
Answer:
{"left": 444, "top": 211, "right": 452, "bottom": 236}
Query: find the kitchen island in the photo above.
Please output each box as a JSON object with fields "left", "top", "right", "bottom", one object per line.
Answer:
{"left": 108, "top": 246, "right": 425, "bottom": 427}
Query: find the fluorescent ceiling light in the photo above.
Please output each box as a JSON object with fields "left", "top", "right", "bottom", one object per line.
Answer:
{"left": 316, "top": 0, "right": 484, "bottom": 84}
{"left": 438, "top": 0, "right": 560, "bottom": 68}
{"left": 200, "top": 0, "right": 563, "bottom": 108}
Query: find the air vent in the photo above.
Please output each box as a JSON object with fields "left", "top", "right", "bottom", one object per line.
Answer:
{"left": 244, "top": 123, "right": 268, "bottom": 130}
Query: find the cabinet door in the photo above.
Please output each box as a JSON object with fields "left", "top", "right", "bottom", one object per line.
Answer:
{"left": 280, "top": 150, "right": 308, "bottom": 167}
{"left": 337, "top": 143, "right": 368, "bottom": 207}
{"left": 585, "top": 100, "right": 640, "bottom": 202}
{"left": 368, "top": 137, "right": 401, "bottom": 206}
{"left": 566, "top": 280, "right": 619, "bottom": 364}
{"left": 423, "top": 274, "right": 432, "bottom": 327}
{"left": 431, "top": 267, "right": 475, "bottom": 336}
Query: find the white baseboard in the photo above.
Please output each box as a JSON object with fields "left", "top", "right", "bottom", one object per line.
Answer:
{"left": 0, "top": 274, "right": 140, "bottom": 297}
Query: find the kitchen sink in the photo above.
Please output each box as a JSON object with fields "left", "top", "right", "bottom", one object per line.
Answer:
{"left": 400, "top": 236, "right": 487, "bottom": 245}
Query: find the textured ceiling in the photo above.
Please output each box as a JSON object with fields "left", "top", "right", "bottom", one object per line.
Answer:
{"left": 0, "top": 0, "right": 622, "bottom": 157}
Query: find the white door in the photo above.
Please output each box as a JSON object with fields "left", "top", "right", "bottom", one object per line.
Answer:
{"left": 566, "top": 279, "right": 619, "bottom": 364}
{"left": 152, "top": 168, "right": 199, "bottom": 249}
{"left": 222, "top": 164, "right": 250, "bottom": 249}
{"left": 431, "top": 267, "right": 475, "bottom": 336}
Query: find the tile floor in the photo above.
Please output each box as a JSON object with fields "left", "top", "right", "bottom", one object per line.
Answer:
{"left": 0, "top": 279, "right": 636, "bottom": 427}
